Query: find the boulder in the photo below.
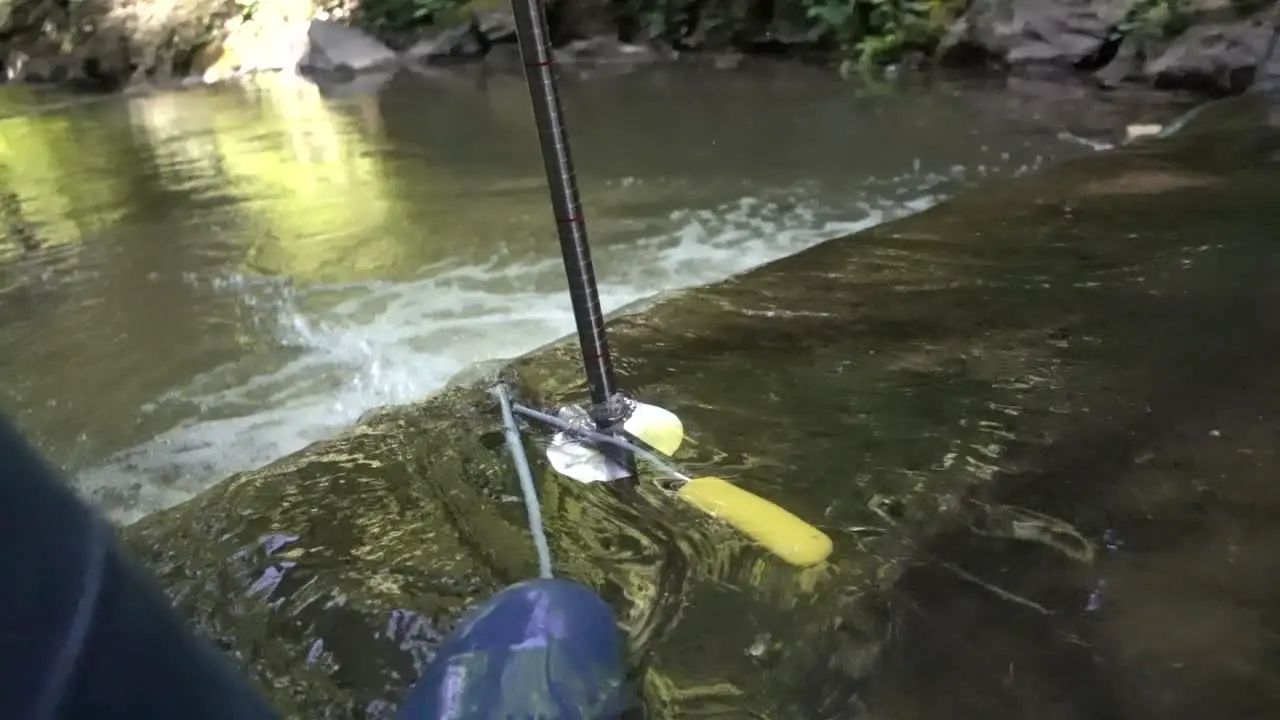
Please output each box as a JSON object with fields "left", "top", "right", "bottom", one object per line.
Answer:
{"left": 937, "top": 0, "right": 1280, "bottom": 95}
{"left": 403, "top": 11, "right": 518, "bottom": 63}
{"left": 938, "top": 0, "right": 1134, "bottom": 69}
{"left": 1144, "top": 16, "right": 1280, "bottom": 94}
{"left": 298, "top": 19, "right": 399, "bottom": 75}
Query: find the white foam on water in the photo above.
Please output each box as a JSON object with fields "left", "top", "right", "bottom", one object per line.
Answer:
{"left": 77, "top": 188, "right": 946, "bottom": 523}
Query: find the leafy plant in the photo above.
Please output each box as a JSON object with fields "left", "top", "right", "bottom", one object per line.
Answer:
{"left": 798, "top": 0, "right": 962, "bottom": 68}
{"left": 1114, "top": 0, "right": 1193, "bottom": 41}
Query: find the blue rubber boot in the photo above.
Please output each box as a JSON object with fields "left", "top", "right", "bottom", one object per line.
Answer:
{"left": 398, "top": 578, "right": 629, "bottom": 719}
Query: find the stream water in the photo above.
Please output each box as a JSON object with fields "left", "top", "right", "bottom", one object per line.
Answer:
{"left": 7, "top": 61, "right": 1276, "bottom": 720}
{"left": 0, "top": 64, "right": 1152, "bottom": 524}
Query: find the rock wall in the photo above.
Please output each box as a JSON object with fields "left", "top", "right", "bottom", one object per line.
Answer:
{"left": 939, "top": 0, "right": 1280, "bottom": 96}
{"left": 0, "top": 0, "right": 255, "bottom": 88}
{"left": 3, "top": 0, "right": 1279, "bottom": 95}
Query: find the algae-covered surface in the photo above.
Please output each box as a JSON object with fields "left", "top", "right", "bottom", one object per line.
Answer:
{"left": 123, "top": 95, "right": 1280, "bottom": 718}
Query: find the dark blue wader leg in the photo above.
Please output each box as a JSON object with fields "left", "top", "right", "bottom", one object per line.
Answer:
{"left": 0, "top": 417, "right": 280, "bottom": 720}
{"left": 0, "top": 416, "right": 630, "bottom": 719}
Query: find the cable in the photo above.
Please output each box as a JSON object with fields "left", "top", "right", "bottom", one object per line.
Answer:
{"left": 494, "top": 385, "right": 554, "bottom": 580}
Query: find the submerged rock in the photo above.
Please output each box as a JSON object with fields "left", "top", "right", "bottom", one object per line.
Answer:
{"left": 859, "top": 97, "right": 1280, "bottom": 720}
{"left": 123, "top": 96, "right": 1280, "bottom": 717}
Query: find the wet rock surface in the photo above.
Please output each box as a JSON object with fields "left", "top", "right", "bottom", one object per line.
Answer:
{"left": 123, "top": 93, "right": 1280, "bottom": 716}
{"left": 871, "top": 320, "right": 1280, "bottom": 720}
{"left": 3, "top": 0, "right": 1280, "bottom": 97}
{"left": 939, "top": 0, "right": 1135, "bottom": 67}
{"left": 940, "top": 0, "right": 1280, "bottom": 96}
{"left": 298, "top": 19, "right": 399, "bottom": 75}
{"left": 849, "top": 94, "right": 1280, "bottom": 719}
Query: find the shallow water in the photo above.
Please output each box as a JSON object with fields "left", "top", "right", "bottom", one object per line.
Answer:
{"left": 822, "top": 113, "right": 1280, "bottom": 720}
{"left": 0, "top": 65, "right": 1121, "bottom": 523}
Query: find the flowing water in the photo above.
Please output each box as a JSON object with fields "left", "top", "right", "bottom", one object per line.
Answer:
{"left": 0, "top": 65, "right": 1140, "bottom": 524}
{"left": 9, "top": 61, "right": 1277, "bottom": 720}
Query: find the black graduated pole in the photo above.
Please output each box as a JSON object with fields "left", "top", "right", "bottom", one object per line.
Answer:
{"left": 508, "top": 0, "right": 638, "bottom": 475}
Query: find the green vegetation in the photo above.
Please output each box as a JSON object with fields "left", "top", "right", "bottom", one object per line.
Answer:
{"left": 1114, "top": 0, "right": 1195, "bottom": 41}
{"left": 348, "top": 0, "right": 461, "bottom": 39}
{"left": 14, "top": 0, "right": 1279, "bottom": 83}
{"left": 0, "top": 0, "right": 968, "bottom": 80}
{"left": 343, "top": 0, "right": 964, "bottom": 68}
{"left": 347, "top": 0, "right": 505, "bottom": 44}
{"left": 798, "top": 0, "right": 963, "bottom": 69}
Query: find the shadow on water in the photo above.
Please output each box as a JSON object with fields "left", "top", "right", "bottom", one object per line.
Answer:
{"left": 849, "top": 100, "right": 1280, "bottom": 720}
